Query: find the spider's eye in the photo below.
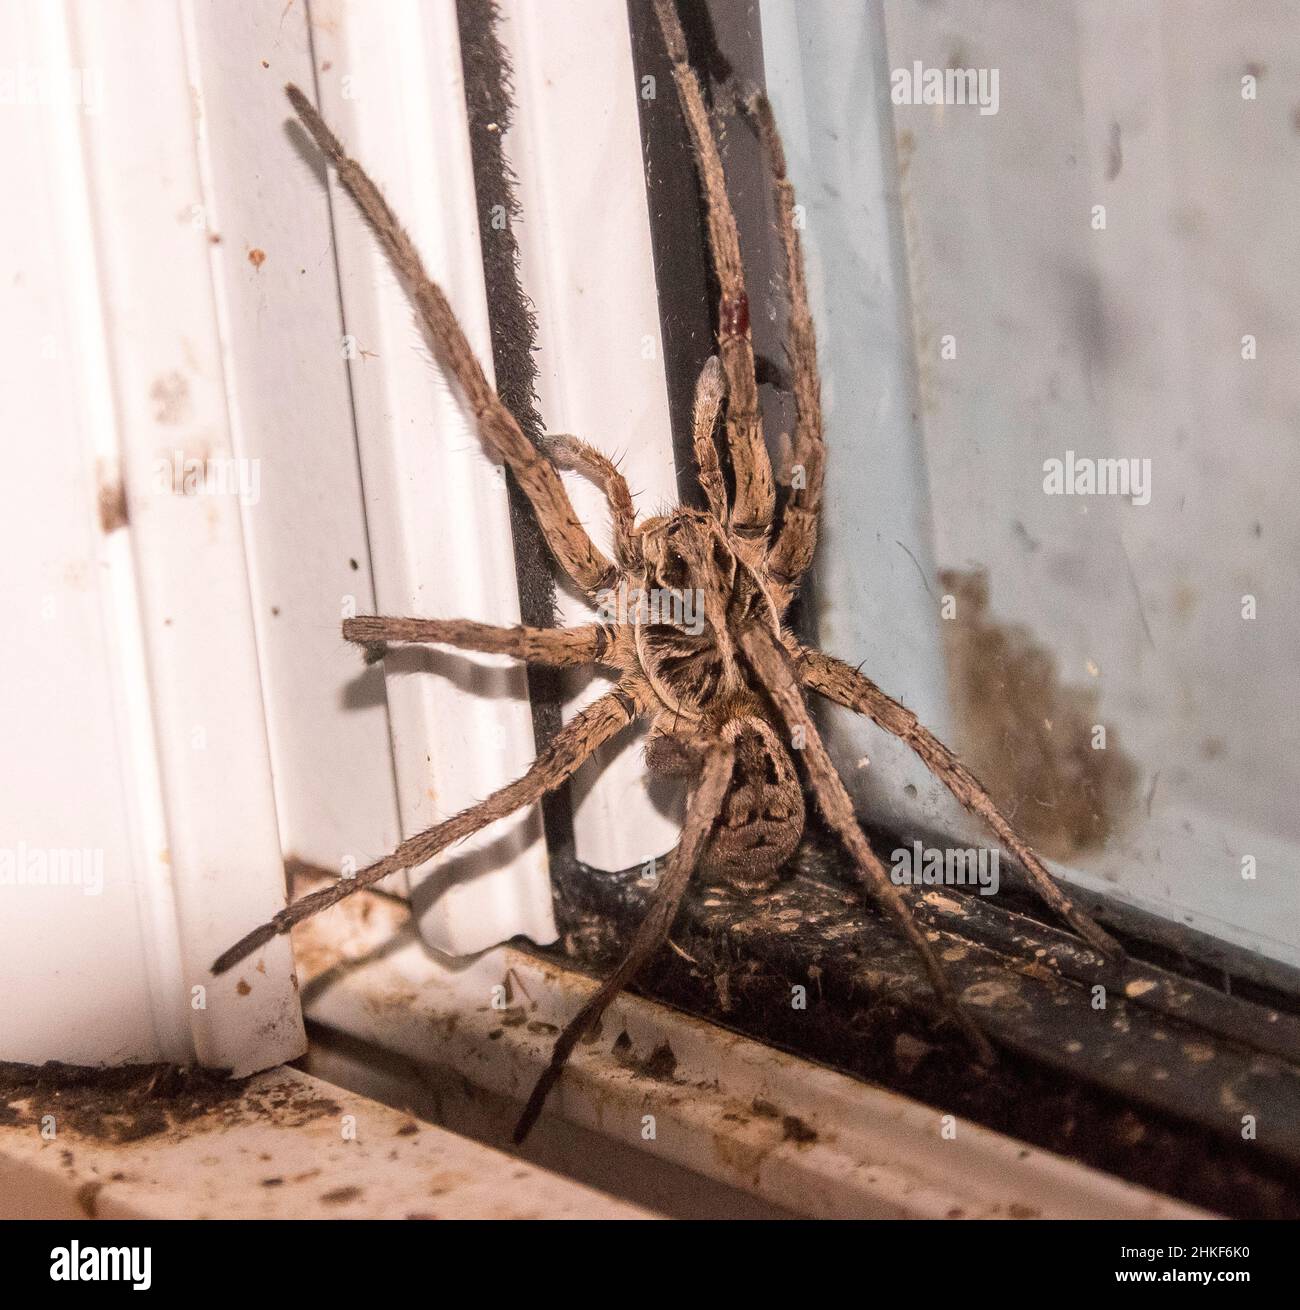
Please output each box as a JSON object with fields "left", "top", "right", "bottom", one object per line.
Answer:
{"left": 660, "top": 548, "right": 689, "bottom": 588}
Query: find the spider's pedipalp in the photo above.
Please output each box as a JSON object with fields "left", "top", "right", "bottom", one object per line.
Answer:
{"left": 284, "top": 84, "right": 618, "bottom": 598}
{"left": 212, "top": 683, "right": 640, "bottom": 976}
{"left": 796, "top": 646, "right": 1123, "bottom": 958}
{"left": 342, "top": 616, "right": 614, "bottom": 668}
{"left": 739, "top": 624, "right": 996, "bottom": 1063}
{"left": 540, "top": 435, "right": 640, "bottom": 569}
{"left": 513, "top": 733, "right": 736, "bottom": 1143}
{"left": 690, "top": 356, "right": 729, "bottom": 523}
{"left": 651, "top": 0, "right": 775, "bottom": 541}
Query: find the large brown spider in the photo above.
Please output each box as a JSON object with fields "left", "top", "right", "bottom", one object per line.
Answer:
{"left": 215, "top": 0, "right": 1119, "bottom": 1144}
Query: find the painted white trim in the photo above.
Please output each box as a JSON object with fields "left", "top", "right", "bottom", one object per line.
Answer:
{"left": 0, "top": 0, "right": 304, "bottom": 1074}
{"left": 181, "top": 0, "right": 403, "bottom": 893}
{"left": 497, "top": 0, "right": 684, "bottom": 873}
{"left": 67, "top": 0, "right": 305, "bottom": 1074}
{"left": 308, "top": 0, "right": 555, "bottom": 954}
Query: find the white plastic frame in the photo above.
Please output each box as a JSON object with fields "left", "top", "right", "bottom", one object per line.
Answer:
{"left": 0, "top": 0, "right": 306, "bottom": 1074}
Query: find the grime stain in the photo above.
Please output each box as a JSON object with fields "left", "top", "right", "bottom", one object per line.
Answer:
{"left": 247, "top": 247, "right": 267, "bottom": 269}
{"left": 150, "top": 371, "right": 190, "bottom": 426}
{"left": 76, "top": 1179, "right": 104, "bottom": 1217}
{"left": 1105, "top": 121, "right": 1123, "bottom": 180}
{"left": 711, "top": 1130, "right": 769, "bottom": 1185}
{"left": 615, "top": 1038, "right": 679, "bottom": 1083}
{"left": 781, "top": 1114, "right": 818, "bottom": 1145}
{"left": 97, "top": 477, "right": 129, "bottom": 534}
{"left": 938, "top": 568, "right": 1139, "bottom": 862}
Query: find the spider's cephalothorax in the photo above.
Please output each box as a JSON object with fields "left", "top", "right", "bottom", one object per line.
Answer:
{"left": 632, "top": 508, "right": 802, "bottom": 889}
{"left": 215, "top": 0, "right": 1122, "bottom": 1146}
{"left": 632, "top": 507, "right": 779, "bottom": 713}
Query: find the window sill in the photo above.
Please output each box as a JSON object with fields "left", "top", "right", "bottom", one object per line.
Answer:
{"left": 290, "top": 873, "right": 1208, "bottom": 1220}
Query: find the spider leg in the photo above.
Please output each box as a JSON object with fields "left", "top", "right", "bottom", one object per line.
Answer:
{"left": 539, "top": 435, "right": 640, "bottom": 570}
{"left": 211, "top": 685, "right": 640, "bottom": 975}
{"left": 795, "top": 646, "right": 1122, "bottom": 958}
{"left": 651, "top": 0, "right": 775, "bottom": 541}
{"left": 739, "top": 91, "right": 825, "bottom": 602}
{"left": 342, "top": 616, "right": 614, "bottom": 668}
{"left": 512, "top": 735, "right": 736, "bottom": 1144}
{"left": 285, "top": 85, "right": 617, "bottom": 597}
{"left": 690, "top": 356, "right": 729, "bottom": 522}
{"left": 739, "top": 625, "right": 995, "bottom": 1062}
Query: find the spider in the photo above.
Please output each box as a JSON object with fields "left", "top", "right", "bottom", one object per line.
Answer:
{"left": 214, "top": 0, "right": 1119, "bottom": 1145}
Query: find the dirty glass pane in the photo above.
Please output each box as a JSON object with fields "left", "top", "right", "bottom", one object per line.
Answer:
{"left": 761, "top": 0, "right": 1299, "bottom": 967}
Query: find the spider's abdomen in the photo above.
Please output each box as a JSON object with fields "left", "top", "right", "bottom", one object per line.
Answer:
{"left": 701, "top": 717, "right": 804, "bottom": 891}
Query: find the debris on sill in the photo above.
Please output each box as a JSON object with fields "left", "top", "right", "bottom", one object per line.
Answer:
{"left": 290, "top": 880, "right": 1204, "bottom": 1219}
{"left": 0, "top": 1061, "right": 257, "bottom": 1144}
{"left": 0, "top": 1062, "right": 649, "bottom": 1220}
{"left": 543, "top": 828, "right": 1300, "bottom": 1220}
